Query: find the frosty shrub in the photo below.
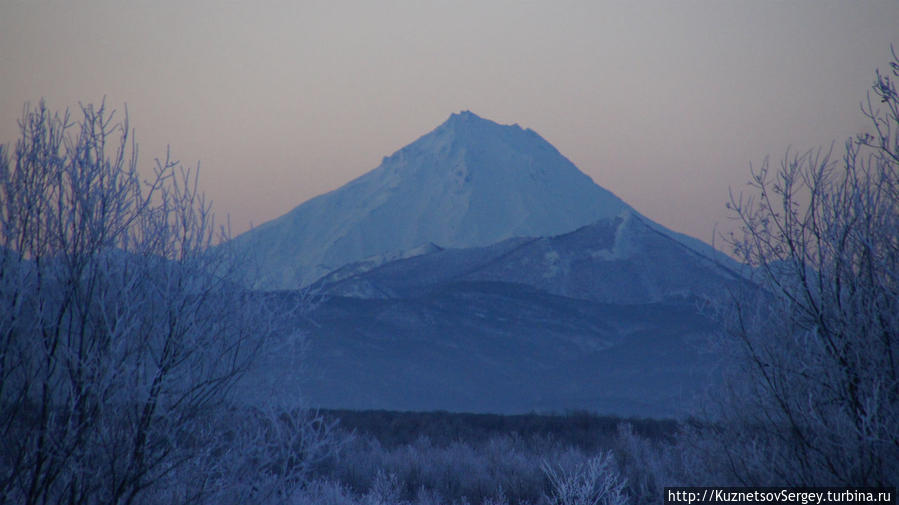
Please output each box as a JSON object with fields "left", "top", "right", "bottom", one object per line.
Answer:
{"left": 714, "top": 47, "right": 899, "bottom": 485}
{"left": 541, "top": 451, "right": 628, "bottom": 505}
{"left": 0, "top": 101, "right": 312, "bottom": 504}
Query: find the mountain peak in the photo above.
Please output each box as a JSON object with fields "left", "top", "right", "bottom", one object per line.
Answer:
{"left": 451, "top": 109, "right": 480, "bottom": 120}
{"left": 446, "top": 109, "right": 486, "bottom": 124}
{"left": 233, "top": 112, "right": 632, "bottom": 288}
{"left": 436, "top": 110, "right": 521, "bottom": 136}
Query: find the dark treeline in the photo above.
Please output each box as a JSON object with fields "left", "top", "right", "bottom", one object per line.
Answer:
{"left": 322, "top": 409, "right": 678, "bottom": 451}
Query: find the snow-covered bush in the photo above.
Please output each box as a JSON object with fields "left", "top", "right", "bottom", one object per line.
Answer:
{"left": 714, "top": 47, "right": 899, "bottom": 485}
{"left": 541, "top": 451, "right": 628, "bottom": 505}
{"left": 0, "top": 100, "right": 318, "bottom": 505}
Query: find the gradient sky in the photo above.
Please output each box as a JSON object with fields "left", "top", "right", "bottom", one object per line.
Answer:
{"left": 1, "top": 1, "right": 897, "bottom": 245}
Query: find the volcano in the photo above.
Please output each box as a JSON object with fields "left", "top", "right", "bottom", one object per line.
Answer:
{"left": 232, "top": 111, "right": 635, "bottom": 289}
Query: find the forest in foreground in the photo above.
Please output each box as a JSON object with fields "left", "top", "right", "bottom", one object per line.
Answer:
{"left": 254, "top": 409, "right": 680, "bottom": 505}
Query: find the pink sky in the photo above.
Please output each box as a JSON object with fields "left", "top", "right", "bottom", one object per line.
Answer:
{"left": 1, "top": 1, "right": 897, "bottom": 245}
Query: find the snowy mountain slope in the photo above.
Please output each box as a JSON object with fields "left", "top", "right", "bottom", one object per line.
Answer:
{"left": 312, "top": 242, "right": 444, "bottom": 288}
{"left": 318, "top": 210, "right": 743, "bottom": 304}
{"left": 231, "top": 111, "right": 632, "bottom": 289}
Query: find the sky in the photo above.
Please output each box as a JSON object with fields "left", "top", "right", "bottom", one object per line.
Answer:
{"left": 1, "top": 0, "right": 897, "bottom": 246}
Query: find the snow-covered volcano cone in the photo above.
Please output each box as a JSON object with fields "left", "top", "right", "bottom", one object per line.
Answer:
{"left": 231, "top": 111, "right": 630, "bottom": 289}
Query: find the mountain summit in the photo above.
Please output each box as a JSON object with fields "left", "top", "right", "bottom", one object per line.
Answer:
{"left": 233, "top": 112, "right": 632, "bottom": 288}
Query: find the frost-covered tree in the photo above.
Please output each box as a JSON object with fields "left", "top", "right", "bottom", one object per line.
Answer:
{"left": 714, "top": 48, "right": 899, "bottom": 485}
{"left": 542, "top": 452, "right": 629, "bottom": 505}
{"left": 0, "top": 100, "right": 312, "bottom": 505}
